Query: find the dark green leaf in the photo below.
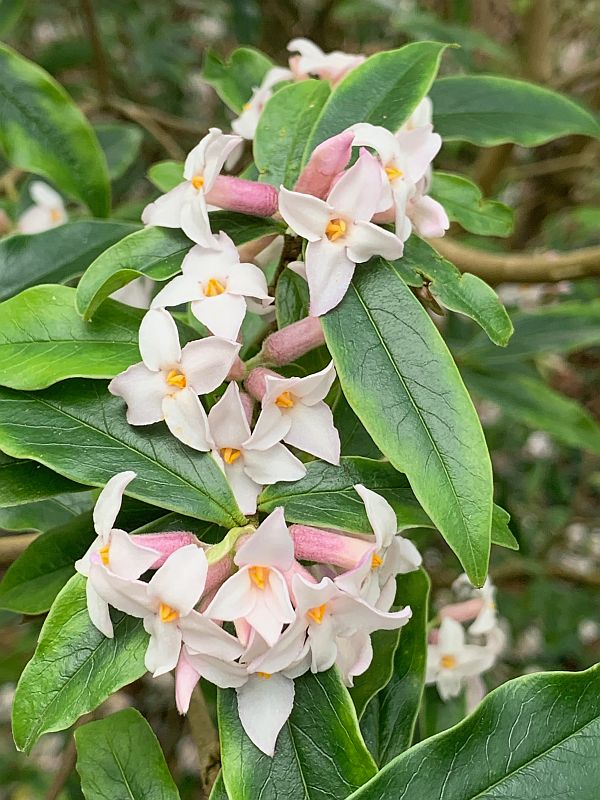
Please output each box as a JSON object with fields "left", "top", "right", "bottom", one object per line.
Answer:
{"left": 430, "top": 172, "right": 514, "bottom": 237}
{"left": 75, "top": 708, "right": 180, "bottom": 799}
{"left": 322, "top": 258, "right": 493, "bottom": 585}
{"left": 210, "top": 774, "right": 229, "bottom": 800}
{"left": 332, "top": 391, "right": 382, "bottom": 459}
{"left": 147, "top": 160, "right": 183, "bottom": 193}
{"left": 202, "top": 47, "right": 273, "bottom": 113}
{"left": 12, "top": 575, "right": 148, "bottom": 753}
{"left": 348, "top": 665, "right": 600, "bottom": 799}
{"left": 0, "top": 220, "right": 139, "bottom": 302}
{"left": 219, "top": 668, "right": 376, "bottom": 799}
{"left": 0, "top": 43, "right": 110, "bottom": 215}
{"left": 0, "top": 450, "right": 84, "bottom": 506}
{"left": 491, "top": 504, "right": 518, "bottom": 550}
{"left": 94, "top": 122, "right": 143, "bottom": 181}
{"left": 430, "top": 75, "right": 600, "bottom": 146}
{"left": 349, "top": 627, "right": 401, "bottom": 720}
{"left": 0, "top": 490, "right": 92, "bottom": 534}
{"left": 255, "top": 80, "right": 330, "bottom": 188}
{"left": 275, "top": 269, "right": 309, "bottom": 328}
{"left": 360, "top": 569, "right": 430, "bottom": 765}
{"left": 0, "top": 380, "right": 245, "bottom": 528}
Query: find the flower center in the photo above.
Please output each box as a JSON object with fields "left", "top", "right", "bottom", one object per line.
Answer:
{"left": 307, "top": 604, "right": 327, "bottom": 624}
{"left": 325, "top": 218, "right": 347, "bottom": 242}
{"left": 440, "top": 654, "right": 457, "bottom": 670}
{"left": 385, "top": 166, "right": 403, "bottom": 182}
{"left": 50, "top": 208, "right": 62, "bottom": 222}
{"left": 249, "top": 565, "right": 269, "bottom": 589}
{"left": 257, "top": 671, "right": 271, "bottom": 679}
{"left": 221, "top": 447, "right": 242, "bottom": 464}
{"left": 191, "top": 174, "right": 204, "bottom": 190}
{"left": 275, "top": 391, "right": 294, "bottom": 408}
{"left": 159, "top": 603, "right": 180, "bottom": 623}
{"left": 243, "top": 102, "right": 252, "bottom": 110}
{"left": 371, "top": 552, "right": 383, "bottom": 570}
{"left": 204, "top": 278, "right": 226, "bottom": 297}
{"left": 99, "top": 544, "right": 110, "bottom": 566}
{"left": 166, "top": 369, "right": 187, "bottom": 389}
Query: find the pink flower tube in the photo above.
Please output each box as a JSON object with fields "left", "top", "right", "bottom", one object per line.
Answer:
{"left": 206, "top": 176, "right": 279, "bottom": 218}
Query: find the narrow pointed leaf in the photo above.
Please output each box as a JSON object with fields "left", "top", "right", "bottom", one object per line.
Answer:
{"left": 0, "top": 451, "right": 84, "bottom": 506}
{"left": 0, "top": 490, "right": 92, "bottom": 534}
{"left": 430, "top": 172, "right": 514, "bottom": 237}
{"left": 202, "top": 47, "right": 273, "bottom": 113}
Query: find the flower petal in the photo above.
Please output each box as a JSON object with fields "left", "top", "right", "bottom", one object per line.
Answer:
{"left": 142, "top": 182, "right": 191, "bottom": 227}
{"left": 162, "top": 389, "right": 212, "bottom": 452}
{"left": 346, "top": 220, "right": 403, "bottom": 264}
{"left": 327, "top": 149, "right": 385, "bottom": 222}
{"left": 354, "top": 484, "right": 397, "bottom": 548}
{"left": 148, "top": 545, "right": 207, "bottom": 616}
{"left": 278, "top": 187, "right": 330, "bottom": 241}
{"left": 351, "top": 123, "right": 398, "bottom": 166}
{"left": 139, "top": 308, "right": 181, "bottom": 371}
{"left": 304, "top": 238, "right": 355, "bottom": 317}
{"left": 409, "top": 195, "right": 449, "bottom": 239}
{"left": 93, "top": 471, "right": 136, "bottom": 539}
{"left": 108, "top": 529, "right": 160, "bottom": 580}
{"left": 185, "top": 650, "right": 248, "bottom": 688}
{"left": 288, "top": 361, "right": 337, "bottom": 405}
{"left": 236, "top": 673, "right": 295, "bottom": 756}
{"left": 152, "top": 273, "right": 202, "bottom": 309}
{"left": 179, "top": 610, "right": 244, "bottom": 661}
{"left": 207, "top": 382, "right": 251, "bottom": 448}
{"left": 191, "top": 292, "right": 247, "bottom": 339}
{"left": 204, "top": 568, "right": 255, "bottom": 622}
{"left": 108, "top": 363, "right": 167, "bottom": 426}
{"left": 235, "top": 507, "right": 294, "bottom": 570}
{"left": 223, "top": 459, "right": 262, "bottom": 515}
{"left": 285, "top": 401, "right": 340, "bottom": 464}
{"left": 246, "top": 405, "right": 291, "bottom": 451}
{"left": 243, "top": 443, "right": 306, "bottom": 485}
{"left": 394, "top": 125, "right": 441, "bottom": 184}
{"left": 226, "top": 261, "right": 271, "bottom": 299}
{"left": 437, "top": 617, "right": 465, "bottom": 653}
{"left": 145, "top": 615, "right": 183, "bottom": 676}
{"left": 86, "top": 580, "right": 113, "bottom": 638}
{"left": 181, "top": 192, "right": 215, "bottom": 248}
{"left": 175, "top": 648, "right": 200, "bottom": 713}
{"left": 88, "top": 564, "right": 153, "bottom": 618}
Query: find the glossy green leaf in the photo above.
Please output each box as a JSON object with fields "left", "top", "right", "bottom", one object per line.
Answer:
{"left": 147, "top": 160, "right": 183, "bottom": 192}
{"left": 491, "top": 504, "right": 518, "bottom": 551}
{"left": 0, "top": 0, "right": 26, "bottom": 36}
{"left": 0, "top": 490, "right": 92, "bottom": 534}
{"left": 259, "top": 457, "right": 432, "bottom": 532}
{"left": 95, "top": 122, "right": 143, "bottom": 181}
{"left": 430, "top": 75, "right": 600, "bottom": 146}
{"left": 0, "top": 43, "right": 110, "bottom": 215}
{"left": 466, "top": 369, "right": 600, "bottom": 454}
{"left": 0, "top": 451, "right": 84, "bottom": 506}
{"left": 202, "top": 47, "right": 273, "bottom": 113}
{"left": 0, "top": 285, "right": 146, "bottom": 390}
{"left": 0, "top": 380, "right": 245, "bottom": 528}
{"left": 210, "top": 774, "right": 229, "bottom": 800}
{"left": 76, "top": 213, "right": 284, "bottom": 320}
{"left": 399, "top": 237, "right": 513, "bottom": 347}
{"left": 332, "top": 391, "right": 382, "bottom": 459}
{"left": 0, "top": 220, "right": 139, "bottom": 302}
{"left": 420, "top": 684, "right": 467, "bottom": 738}
{"left": 430, "top": 172, "right": 514, "bottom": 237}
{"left": 348, "top": 664, "right": 600, "bottom": 799}
{"left": 75, "top": 708, "right": 180, "bottom": 800}
{"left": 255, "top": 80, "right": 330, "bottom": 188}
{"left": 307, "top": 42, "right": 447, "bottom": 154}
{"left": 12, "top": 575, "right": 148, "bottom": 753}
{"left": 360, "top": 569, "right": 430, "bottom": 765}
{"left": 219, "top": 668, "right": 376, "bottom": 800}
{"left": 321, "top": 258, "right": 493, "bottom": 585}
{"left": 275, "top": 269, "right": 309, "bottom": 328}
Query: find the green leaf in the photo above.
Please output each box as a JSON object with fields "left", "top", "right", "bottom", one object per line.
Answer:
{"left": 347, "top": 664, "right": 600, "bottom": 799}
{"left": 94, "top": 122, "right": 143, "bottom": 181}
{"left": 466, "top": 369, "right": 600, "bottom": 454}
{"left": 259, "top": 457, "right": 432, "bottom": 532}
{"left": 360, "top": 569, "right": 429, "bottom": 765}
{"left": 0, "top": 43, "right": 110, "bottom": 215}
{"left": 275, "top": 269, "right": 309, "bottom": 328}
{"left": 0, "top": 0, "right": 26, "bottom": 37}
{"left": 75, "top": 708, "right": 180, "bottom": 799}
{"left": 255, "top": 80, "right": 331, "bottom": 188}
{"left": 400, "top": 237, "right": 513, "bottom": 347}
{"left": 0, "top": 380, "right": 245, "bottom": 528}
{"left": 430, "top": 172, "right": 514, "bottom": 237}
{"left": 76, "top": 213, "right": 284, "bottom": 320}
{"left": 0, "top": 490, "right": 92, "bottom": 534}
{"left": 12, "top": 575, "right": 148, "bottom": 753}
{"left": 0, "top": 285, "right": 146, "bottom": 390}
{"left": 321, "top": 258, "right": 493, "bottom": 585}
{"left": 420, "top": 684, "right": 467, "bottom": 738}
{"left": 307, "top": 42, "right": 448, "bottom": 154}
{"left": 430, "top": 75, "right": 600, "bottom": 146}
{"left": 210, "top": 774, "right": 229, "bottom": 800}
{"left": 0, "top": 220, "right": 139, "bottom": 302}
{"left": 491, "top": 504, "right": 518, "bottom": 551}
{"left": 202, "top": 47, "right": 273, "bottom": 113}
{"left": 219, "top": 668, "right": 377, "bottom": 799}
{"left": 332, "top": 391, "right": 382, "bottom": 459}
{"left": 0, "top": 450, "right": 84, "bottom": 506}
{"left": 147, "top": 160, "right": 183, "bottom": 192}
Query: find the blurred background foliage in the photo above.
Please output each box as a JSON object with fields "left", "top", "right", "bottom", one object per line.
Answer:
{"left": 0, "top": 0, "right": 599, "bottom": 796}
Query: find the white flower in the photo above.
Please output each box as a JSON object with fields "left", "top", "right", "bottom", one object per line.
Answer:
{"left": 141, "top": 128, "right": 242, "bottom": 246}
{"left": 278, "top": 149, "right": 403, "bottom": 316}
{"left": 452, "top": 574, "right": 499, "bottom": 637}
{"left": 207, "top": 383, "right": 306, "bottom": 515}
{"left": 151, "top": 231, "right": 272, "bottom": 340}
{"left": 110, "top": 277, "right": 154, "bottom": 309}
{"left": 108, "top": 308, "right": 239, "bottom": 450}
{"left": 257, "top": 362, "right": 340, "bottom": 464}
{"left": 232, "top": 67, "right": 292, "bottom": 140}
{"left": 18, "top": 182, "right": 66, "bottom": 234}
{"left": 287, "top": 38, "right": 365, "bottom": 85}
{"left": 401, "top": 97, "right": 433, "bottom": 131}
{"left": 175, "top": 646, "right": 247, "bottom": 715}
{"left": 426, "top": 618, "right": 495, "bottom": 701}
{"left": 75, "top": 471, "right": 161, "bottom": 638}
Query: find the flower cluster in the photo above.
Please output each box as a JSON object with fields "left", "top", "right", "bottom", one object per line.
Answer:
{"left": 76, "top": 472, "right": 421, "bottom": 755}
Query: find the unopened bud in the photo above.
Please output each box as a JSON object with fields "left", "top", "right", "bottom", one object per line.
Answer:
{"left": 245, "top": 367, "right": 280, "bottom": 401}
{"left": 295, "top": 131, "right": 354, "bottom": 199}
{"left": 206, "top": 176, "right": 278, "bottom": 217}
{"left": 261, "top": 317, "right": 325, "bottom": 366}
{"left": 137, "top": 531, "right": 199, "bottom": 568}
{"left": 290, "top": 524, "right": 374, "bottom": 570}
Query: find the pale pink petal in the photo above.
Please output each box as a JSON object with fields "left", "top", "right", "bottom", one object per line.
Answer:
{"left": 162, "top": 389, "right": 212, "bottom": 452}
{"left": 235, "top": 508, "right": 294, "bottom": 570}
{"left": 236, "top": 673, "right": 294, "bottom": 756}
{"left": 151, "top": 273, "right": 202, "bottom": 309}
{"left": 138, "top": 308, "right": 181, "bottom": 371}
{"left": 205, "top": 569, "right": 255, "bottom": 622}
{"left": 243, "top": 444, "right": 306, "bottom": 485}
{"left": 144, "top": 615, "right": 183, "bottom": 676}
{"left": 108, "top": 363, "right": 167, "bottom": 426}
{"left": 346, "top": 221, "right": 403, "bottom": 264}
{"left": 202, "top": 129, "right": 243, "bottom": 189}
{"left": 285, "top": 401, "right": 340, "bottom": 464}
{"left": 278, "top": 187, "right": 330, "bottom": 241}
{"left": 175, "top": 648, "right": 200, "bottom": 714}
{"left": 179, "top": 610, "right": 244, "bottom": 660}
{"left": 354, "top": 484, "right": 397, "bottom": 548}
{"left": 402, "top": 97, "right": 433, "bottom": 130}
{"left": 86, "top": 580, "right": 113, "bottom": 638}
{"left": 148, "top": 545, "right": 207, "bottom": 616}
{"left": 186, "top": 650, "right": 248, "bottom": 688}
{"left": 287, "top": 37, "right": 324, "bottom": 59}
{"left": 181, "top": 192, "right": 214, "bottom": 248}
{"left": 289, "top": 361, "right": 337, "bottom": 404}
{"left": 409, "top": 195, "right": 449, "bottom": 238}
{"left": 291, "top": 574, "right": 338, "bottom": 615}
{"left": 437, "top": 617, "right": 465, "bottom": 653}
{"left": 207, "top": 381, "right": 251, "bottom": 448}
{"left": 437, "top": 670, "right": 463, "bottom": 701}
{"left": 88, "top": 565, "right": 153, "bottom": 618}
{"left": 246, "top": 589, "right": 290, "bottom": 646}
{"left": 394, "top": 125, "right": 441, "bottom": 184}
{"left": 392, "top": 181, "right": 413, "bottom": 242}
{"left": 226, "top": 261, "right": 271, "bottom": 299}
{"left": 93, "top": 471, "right": 136, "bottom": 539}
{"left": 287, "top": 260, "right": 307, "bottom": 280}
{"left": 333, "top": 594, "right": 412, "bottom": 636}
{"left": 327, "top": 149, "right": 384, "bottom": 222}
{"left": 191, "top": 293, "right": 247, "bottom": 340}
{"left": 307, "top": 616, "right": 338, "bottom": 671}
{"left": 351, "top": 123, "right": 398, "bottom": 165}
{"left": 249, "top": 618, "right": 307, "bottom": 674}
{"left": 224, "top": 460, "right": 261, "bottom": 515}
{"left": 305, "top": 238, "right": 355, "bottom": 317}
{"left": 246, "top": 406, "right": 291, "bottom": 451}
{"left": 142, "top": 182, "right": 191, "bottom": 227}
{"left": 336, "top": 630, "right": 373, "bottom": 686}
{"left": 107, "top": 529, "right": 160, "bottom": 580}
{"left": 30, "top": 181, "right": 63, "bottom": 208}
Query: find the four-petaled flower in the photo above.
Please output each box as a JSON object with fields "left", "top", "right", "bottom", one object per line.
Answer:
{"left": 426, "top": 617, "right": 495, "bottom": 701}
{"left": 18, "top": 181, "right": 67, "bottom": 234}
{"left": 232, "top": 67, "right": 293, "bottom": 140}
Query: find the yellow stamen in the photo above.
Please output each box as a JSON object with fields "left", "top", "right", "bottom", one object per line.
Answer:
{"left": 257, "top": 671, "right": 271, "bottom": 679}
{"left": 221, "top": 447, "right": 242, "bottom": 464}
{"left": 99, "top": 545, "right": 110, "bottom": 566}
{"left": 307, "top": 604, "right": 327, "bottom": 624}
{"left": 440, "top": 654, "right": 457, "bottom": 670}
{"left": 191, "top": 174, "right": 204, "bottom": 190}
{"left": 159, "top": 603, "right": 179, "bottom": 623}
{"left": 50, "top": 208, "right": 62, "bottom": 222}
{"left": 371, "top": 553, "right": 383, "bottom": 570}
{"left": 275, "top": 391, "right": 294, "bottom": 408}
{"left": 249, "top": 565, "right": 269, "bottom": 589}
{"left": 243, "top": 102, "right": 252, "bottom": 110}
{"left": 204, "top": 278, "right": 226, "bottom": 297}
{"left": 385, "top": 166, "right": 403, "bottom": 182}
{"left": 166, "top": 369, "right": 187, "bottom": 389}
{"left": 325, "top": 218, "right": 347, "bottom": 242}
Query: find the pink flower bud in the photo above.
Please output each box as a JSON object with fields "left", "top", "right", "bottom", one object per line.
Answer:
{"left": 227, "top": 356, "right": 247, "bottom": 382}
{"left": 294, "top": 131, "right": 354, "bottom": 199}
{"left": 136, "top": 531, "right": 199, "bottom": 568}
{"left": 440, "top": 598, "right": 485, "bottom": 624}
{"left": 206, "top": 176, "right": 278, "bottom": 217}
{"left": 175, "top": 648, "right": 200, "bottom": 715}
{"left": 290, "top": 524, "right": 374, "bottom": 570}
{"left": 204, "top": 553, "right": 235, "bottom": 597}
{"left": 245, "top": 367, "right": 281, "bottom": 401}
{"left": 239, "top": 390, "right": 254, "bottom": 425}
{"left": 261, "top": 317, "right": 325, "bottom": 366}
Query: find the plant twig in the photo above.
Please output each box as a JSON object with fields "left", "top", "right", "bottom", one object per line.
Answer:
{"left": 0, "top": 533, "right": 37, "bottom": 564}
{"left": 79, "top": 0, "right": 112, "bottom": 104}
{"left": 187, "top": 685, "right": 221, "bottom": 799}
{"left": 110, "top": 97, "right": 185, "bottom": 160}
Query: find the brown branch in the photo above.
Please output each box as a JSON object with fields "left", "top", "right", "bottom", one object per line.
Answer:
{"left": 187, "top": 685, "right": 221, "bottom": 799}
{"left": 45, "top": 735, "right": 77, "bottom": 800}
{"left": 79, "top": 0, "right": 112, "bottom": 104}
{"left": 110, "top": 97, "right": 185, "bottom": 160}
{"left": 554, "top": 56, "right": 600, "bottom": 91}
{"left": 0, "top": 533, "right": 37, "bottom": 565}
{"left": 430, "top": 237, "right": 600, "bottom": 283}
{"left": 506, "top": 149, "right": 597, "bottom": 181}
